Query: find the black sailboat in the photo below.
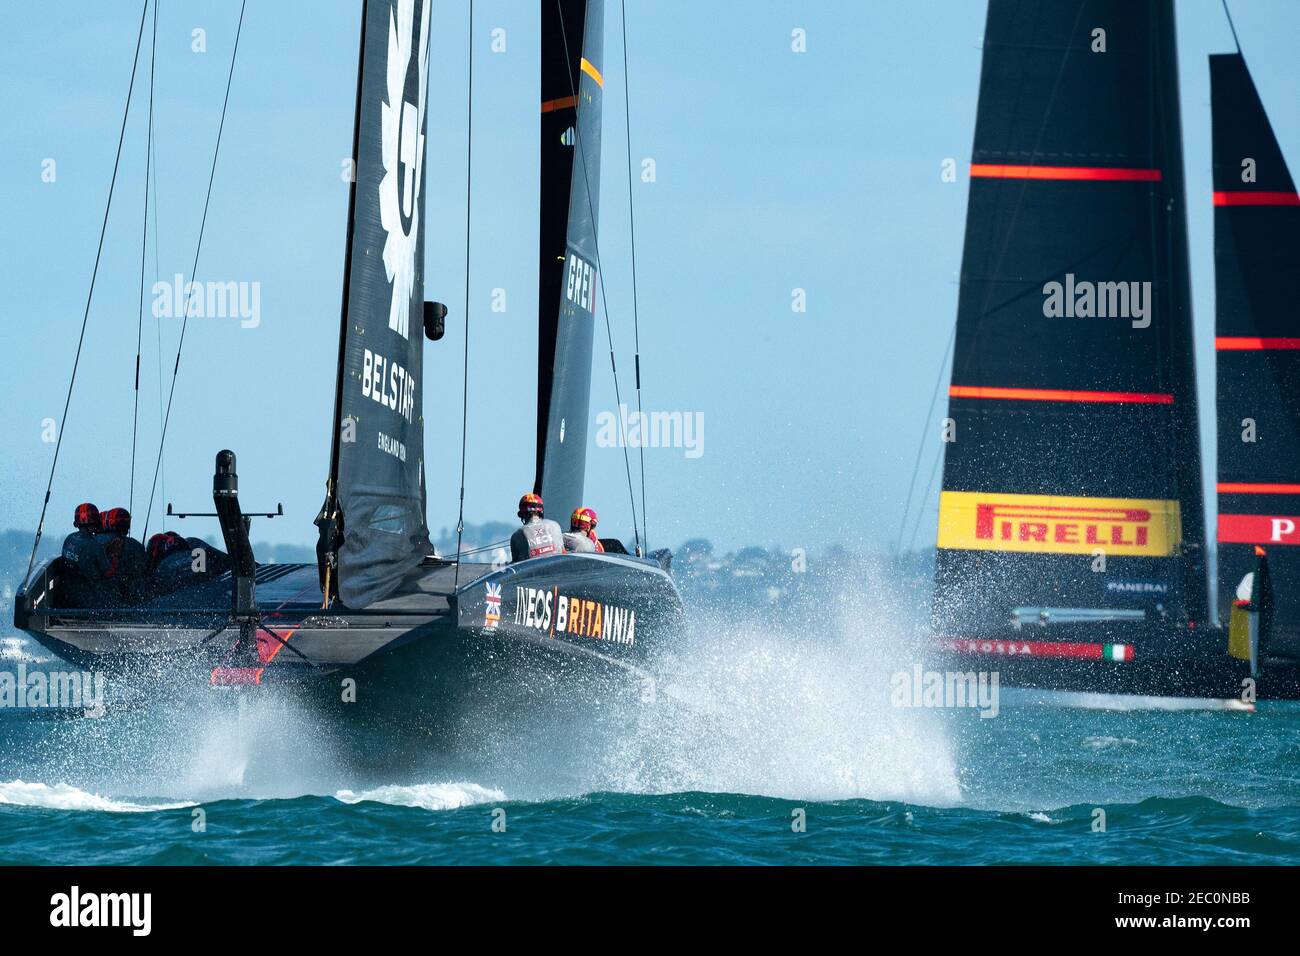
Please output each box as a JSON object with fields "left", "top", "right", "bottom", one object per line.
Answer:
{"left": 14, "top": 0, "right": 682, "bottom": 717}
{"left": 929, "top": 0, "right": 1300, "bottom": 701}
{"left": 1211, "top": 49, "right": 1300, "bottom": 670}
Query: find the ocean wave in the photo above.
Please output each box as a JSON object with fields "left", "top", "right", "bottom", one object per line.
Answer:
{"left": 0, "top": 780, "right": 195, "bottom": 813}
{"left": 333, "top": 782, "right": 506, "bottom": 812}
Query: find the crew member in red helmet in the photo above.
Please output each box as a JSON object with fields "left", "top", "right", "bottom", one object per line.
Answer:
{"left": 564, "top": 507, "right": 605, "bottom": 554}
{"left": 97, "top": 507, "right": 149, "bottom": 603}
{"left": 60, "top": 503, "right": 110, "bottom": 605}
{"left": 510, "top": 493, "right": 566, "bottom": 562}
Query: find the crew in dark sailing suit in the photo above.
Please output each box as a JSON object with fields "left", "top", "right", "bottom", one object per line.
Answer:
{"left": 147, "top": 531, "right": 192, "bottom": 597}
{"left": 510, "top": 493, "right": 566, "bottom": 562}
{"left": 96, "top": 507, "right": 148, "bottom": 604}
{"left": 563, "top": 507, "right": 605, "bottom": 554}
{"left": 60, "top": 502, "right": 110, "bottom": 606}
{"left": 146, "top": 531, "right": 230, "bottom": 596}
{"left": 183, "top": 536, "right": 231, "bottom": 577}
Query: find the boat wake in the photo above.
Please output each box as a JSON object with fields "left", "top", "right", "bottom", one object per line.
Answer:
{"left": 334, "top": 782, "right": 505, "bottom": 812}
{"left": 0, "top": 779, "right": 193, "bottom": 813}
{"left": 0, "top": 567, "right": 961, "bottom": 811}
{"left": 590, "top": 573, "right": 962, "bottom": 806}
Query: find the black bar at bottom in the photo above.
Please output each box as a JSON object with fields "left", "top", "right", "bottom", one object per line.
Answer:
{"left": 2, "top": 865, "right": 1278, "bottom": 939}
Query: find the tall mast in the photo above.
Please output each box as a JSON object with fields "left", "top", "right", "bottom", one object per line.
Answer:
{"left": 535, "top": 0, "right": 604, "bottom": 525}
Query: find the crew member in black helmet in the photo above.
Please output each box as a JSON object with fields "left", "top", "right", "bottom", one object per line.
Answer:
{"left": 60, "top": 503, "right": 110, "bottom": 606}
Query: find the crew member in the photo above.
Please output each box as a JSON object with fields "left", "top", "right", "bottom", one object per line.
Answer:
{"left": 147, "top": 531, "right": 192, "bottom": 597}
{"left": 97, "top": 507, "right": 149, "bottom": 604}
{"left": 60, "top": 503, "right": 109, "bottom": 605}
{"left": 510, "top": 493, "right": 566, "bottom": 562}
{"left": 564, "top": 507, "right": 605, "bottom": 554}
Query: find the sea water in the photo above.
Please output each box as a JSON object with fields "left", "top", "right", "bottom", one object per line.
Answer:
{"left": 1, "top": 575, "right": 1297, "bottom": 865}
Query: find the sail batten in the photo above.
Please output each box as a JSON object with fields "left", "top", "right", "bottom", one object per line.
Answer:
{"left": 932, "top": 1, "right": 1206, "bottom": 641}
{"left": 328, "top": 0, "right": 434, "bottom": 608}
{"left": 535, "top": 0, "right": 603, "bottom": 524}
{"left": 1211, "top": 51, "right": 1300, "bottom": 654}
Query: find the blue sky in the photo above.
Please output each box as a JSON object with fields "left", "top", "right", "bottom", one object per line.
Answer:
{"left": 2, "top": 1, "right": 1297, "bottom": 556}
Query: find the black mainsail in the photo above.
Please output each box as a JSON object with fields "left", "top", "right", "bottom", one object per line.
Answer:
{"left": 535, "top": 0, "right": 603, "bottom": 525}
{"left": 1212, "top": 52, "right": 1300, "bottom": 657}
{"left": 932, "top": 1, "right": 1207, "bottom": 661}
{"left": 326, "top": 0, "right": 434, "bottom": 607}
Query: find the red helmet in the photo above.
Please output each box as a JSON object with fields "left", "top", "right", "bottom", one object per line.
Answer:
{"left": 102, "top": 507, "right": 132, "bottom": 535}
{"left": 74, "top": 503, "right": 101, "bottom": 531}
{"left": 518, "top": 493, "right": 544, "bottom": 520}
{"left": 147, "top": 531, "right": 186, "bottom": 566}
{"left": 570, "top": 507, "right": 598, "bottom": 532}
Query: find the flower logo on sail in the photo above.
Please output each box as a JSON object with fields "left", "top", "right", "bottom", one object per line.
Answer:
{"left": 379, "top": 0, "right": 431, "bottom": 341}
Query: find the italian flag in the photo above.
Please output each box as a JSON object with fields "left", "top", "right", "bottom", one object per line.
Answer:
{"left": 1104, "top": 643, "right": 1132, "bottom": 662}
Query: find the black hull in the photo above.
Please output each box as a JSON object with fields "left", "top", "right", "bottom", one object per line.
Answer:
{"left": 933, "top": 631, "right": 1300, "bottom": 702}
{"left": 13, "top": 552, "right": 683, "bottom": 734}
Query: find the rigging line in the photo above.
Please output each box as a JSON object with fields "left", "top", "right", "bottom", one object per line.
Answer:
{"left": 152, "top": 93, "right": 165, "bottom": 531}
{"left": 453, "top": 0, "right": 474, "bottom": 590}
{"left": 556, "top": 0, "right": 641, "bottom": 555}
{"left": 906, "top": 445, "right": 944, "bottom": 555}
{"left": 23, "top": 0, "right": 151, "bottom": 585}
{"left": 142, "top": 0, "right": 247, "bottom": 540}
{"left": 1220, "top": 0, "right": 1241, "bottom": 54}
{"left": 619, "top": 0, "right": 648, "bottom": 551}
{"left": 893, "top": 318, "right": 956, "bottom": 555}
{"left": 130, "top": 0, "right": 158, "bottom": 519}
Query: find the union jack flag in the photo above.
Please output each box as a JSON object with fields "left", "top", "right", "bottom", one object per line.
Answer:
{"left": 483, "top": 582, "right": 502, "bottom": 630}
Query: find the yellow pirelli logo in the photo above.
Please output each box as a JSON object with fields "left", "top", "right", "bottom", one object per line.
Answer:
{"left": 937, "top": 491, "right": 1182, "bottom": 556}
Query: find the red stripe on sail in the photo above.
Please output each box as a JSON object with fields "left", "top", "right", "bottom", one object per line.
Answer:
{"left": 971, "top": 163, "right": 1161, "bottom": 182}
{"left": 1213, "top": 191, "right": 1300, "bottom": 206}
{"left": 1217, "top": 482, "right": 1300, "bottom": 494}
{"left": 1215, "top": 337, "right": 1300, "bottom": 350}
{"left": 949, "top": 385, "right": 1173, "bottom": 404}
{"left": 1217, "top": 513, "right": 1300, "bottom": 545}
{"left": 540, "top": 96, "right": 577, "bottom": 113}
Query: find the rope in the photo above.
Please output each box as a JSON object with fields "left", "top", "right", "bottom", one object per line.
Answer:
{"left": 142, "top": 0, "right": 247, "bottom": 539}
{"left": 1221, "top": 0, "right": 1242, "bottom": 54}
{"left": 151, "top": 65, "right": 165, "bottom": 533}
{"left": 453, "top": 0, "right": 474, "bottom": 589}
{"left": 619, "top": 0, "right": 648, "bottom": 551}
{"left": 130, "top": 0, "right": 158, "bottom": 518}
{"left": 894, "top": 319, "right": 955, "bottom": 554}
{"left": 23, "top": 0, "right": 151, "bottom": 585}
{"left": 448, "top": 538, "right": 511, "bottom": 560}
{"left": 907, "top": 446, "right": 944, "bottom": 555}
{"left": 555, "top": 0, "right": 641, "bottom": 555}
